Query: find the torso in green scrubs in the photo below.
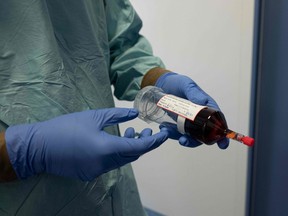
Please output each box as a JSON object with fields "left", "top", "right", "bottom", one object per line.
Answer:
{"left": 0, "top": 0, "right": 164, "bottom": 215}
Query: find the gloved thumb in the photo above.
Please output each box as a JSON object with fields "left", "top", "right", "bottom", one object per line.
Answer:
{"left": 99, "top": 108, "right": 139, "bottom": 128}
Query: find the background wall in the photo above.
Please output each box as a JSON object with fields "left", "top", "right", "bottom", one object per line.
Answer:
{"left": 114, "top": 1, "right": 255, "bottom": 215}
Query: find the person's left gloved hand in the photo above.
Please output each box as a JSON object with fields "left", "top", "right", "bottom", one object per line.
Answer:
{"left": 155, "top": 72, "right": 229, "bottom": 149}
{"left": 5, "top": 108, "right": 168, "bottom": 181}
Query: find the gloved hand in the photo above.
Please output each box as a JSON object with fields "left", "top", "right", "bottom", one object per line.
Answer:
{"left": 155, "top": 72, "right": 229, "bottom": 149}
{"left": 5, "top": 108, "right": 168, "bottom": 181}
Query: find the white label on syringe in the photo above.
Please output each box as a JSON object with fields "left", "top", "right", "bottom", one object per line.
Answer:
{"left": 157, "top": 95, "right": 206, "bottom": 121}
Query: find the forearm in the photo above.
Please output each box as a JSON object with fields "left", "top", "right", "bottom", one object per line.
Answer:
{"left": 0, "top": 131, "right": 17, "bottom": 182}
{"left": 141, "top": 67, "right": 170, "bottom": 88}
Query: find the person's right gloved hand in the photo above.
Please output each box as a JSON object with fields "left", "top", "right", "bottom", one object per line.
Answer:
{"left": 5, "top": 108, "right": 168, "bottom": 181}
{"left": 155, "top": 72, "right": 229, "bottom": 149}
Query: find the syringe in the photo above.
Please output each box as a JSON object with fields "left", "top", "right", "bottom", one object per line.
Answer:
{"left": 225, "top": 129, "right": 255, "bottom": 146}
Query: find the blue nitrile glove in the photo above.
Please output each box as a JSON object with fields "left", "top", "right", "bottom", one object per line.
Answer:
{"left": 5, "top": 108, "right": 168, "bottom": 181}
{"left": 124, "top": 127, "right": 153, "bottom": 139}
{"left": 156, "top": 72, "right": 229, "bottom": 149}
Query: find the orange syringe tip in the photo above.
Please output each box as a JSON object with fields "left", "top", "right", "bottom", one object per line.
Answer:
{"left": 241, "top": 137, "right": 255, "bottom": 147}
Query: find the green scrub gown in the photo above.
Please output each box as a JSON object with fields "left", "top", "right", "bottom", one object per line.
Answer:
{"left": 0, "top": 0, "right": 164, "bottom": 215}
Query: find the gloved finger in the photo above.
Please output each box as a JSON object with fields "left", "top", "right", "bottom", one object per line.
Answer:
{"left": 138, "top": 128, "right": 152, "bottom": 138}
{"left": 179, "top": 135, "right": 203, "bottom": 148}
{"left": 97, "top": 108, "right": 139, "bottom": 128}
{"left": 138, "top": 130, "right": 169, "bottom": 154}
{"left": 160, "top": 122, "right": 203, "bottom": 148}
{"left": 205, "top": 100, "right": 220, "bottom": 110}
{"left": 159, "top": 122, "right": 182, "bottom": 140}
{"left": 217, "top": 138, "right": 229, "bottom": 149}
{"left": 124, "top": 127, "right": 135, "bottom": 138}
{"left": 184, "top": 85, "right": 213, "bottom": 107}
{"left": 122, "top": 130, "right": 169, "bottom": 156}
{"left": 200, "top": 91, "right": 221, "bottom": 110}
{"left": 186, "top": 86, "right": 221, "bottom": 111}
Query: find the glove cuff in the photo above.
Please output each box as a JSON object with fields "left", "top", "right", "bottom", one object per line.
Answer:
{"left": 5, "top": 125, "right": 39, "bottom": 179}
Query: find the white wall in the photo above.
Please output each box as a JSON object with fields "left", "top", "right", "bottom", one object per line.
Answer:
{"left": 115, "top": 0, "right": 255, "bottom": 215}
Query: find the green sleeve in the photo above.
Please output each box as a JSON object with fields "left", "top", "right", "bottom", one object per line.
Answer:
{"left": 105, "top": 0, "right": 165, "bottom": 101}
